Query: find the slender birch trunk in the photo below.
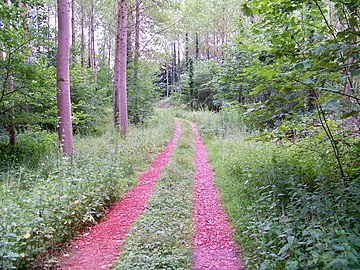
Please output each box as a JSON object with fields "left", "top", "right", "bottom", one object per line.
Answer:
{"left": 57, "top": 0, "right": 73, "bottom": 156}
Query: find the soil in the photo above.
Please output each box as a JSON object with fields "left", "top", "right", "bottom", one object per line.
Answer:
{"left": 191, "top": 123, "right": 244, "bottom": 270}
{"left": 58, "top": 122, "right": 181, "bottom": 270}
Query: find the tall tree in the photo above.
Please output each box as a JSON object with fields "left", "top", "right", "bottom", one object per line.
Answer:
{"left": 3, "top": 0, "right": 16, "bottom": 146}
{"left": 57, "top": 0, "right": 73, "bottom": 155}
{"left": 134, "top": 0, "right": 140, "bottom": 62}
{"left": 80, "top": 0, "right": 85, "bottom": 66}
{"left": 173, "top": 42, "right": 176, "bottom": 84}
{"left": 114, "top": 0, "right": 128, "bottom": 137}
{"left": 90, "top": 0, "right": 97, "bottom": 82}
{"left": 71, "top": 0, "right": 76, "bottom": 62}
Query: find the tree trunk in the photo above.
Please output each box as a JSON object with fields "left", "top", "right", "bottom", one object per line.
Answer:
{"left": 206, "top": 32, "right": 210, "bottom": 60}
{"left": 134, "top": 0, "right": 140, "bottom": 61}
{"left": 189, "top": 58, "right": 194, "bottom": 108}
{"left": 195, "top": 33, "right": 199, "bottom": 60}
{"left": 114, "top": 0, "right": 128, "bottom": 137}
{"left": 177, "top": 38, "right": 181, "bottom": 82}
{"left": 185, "top": 33, "right": 189, "bottom": 70}
{"left": 88, "top": 20, "right": 91, "bottom": 68}
{"left": 165, "top": 62, "right": 169, "bottom": 97}
{"left": 23, "top": 2, "right": 31, "bottom": 131}
{"left": 90, "top": 0, "right": 96, "bottom": 82}
{"left": 133, "top": 0, "right": 141, "bottom": 123}
{"left": 127, "top": 9, "right": 133, "bottom": 59}
{"left": 4, "top": 0, "right": 16, "bottom": 146}
{"left": 114, "top": 18, "right": 120, "bottom": 127}
{"left": 55, "top": 0, "right": 58, "bottom": 32}
{"left": 80, "top": 0, "right": 85, "bottom": 66}
{"left": 6, "top": 76, "right": 16, "bottom": 146}
{"left": 71, "top": 0, "right": 76, "bottom": 62}
{"left": 173, "top": 42, "right": 176, "bottom": 84}
{"left": 108, "top": 32, "right": 112, "bottom": 66}
{"left": 57, "top": 0, "right": 73, "bottom": 156}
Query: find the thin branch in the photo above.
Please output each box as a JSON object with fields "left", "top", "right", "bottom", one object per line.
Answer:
{"left": 319, "top": 87, "right": 360, "bottom": 105}
{"left": 314, "top": 95, "right": 345, "bottom": 179}
{"left": 292, "top": 78, "right": 360, "bottom": 106}
{"left": 140, "top": 21, "right": 181, "bottom": 52}
{"left": 313, "top": 0, "right": 337, "bottom": 39}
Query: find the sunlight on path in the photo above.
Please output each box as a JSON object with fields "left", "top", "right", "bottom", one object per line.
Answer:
{"left": 191, "top": 123, "right": 244, "bottom": 270}
{"left": 58, "top": 122, "right": 181, "bottom": 270}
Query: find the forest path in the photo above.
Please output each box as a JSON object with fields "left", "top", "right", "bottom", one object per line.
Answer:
{"left": 58, "top": 120, "right": 243, "bottom": 269}
{"left": 191, "top": 122, "right": 244, "bottom": 270}
{"left": 59, "top": 123, "right": 182, "bottom": 269}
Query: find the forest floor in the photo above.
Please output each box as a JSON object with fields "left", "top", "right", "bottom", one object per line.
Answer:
{"left": 58, "top": 120, "right": 244, "bottom": 269}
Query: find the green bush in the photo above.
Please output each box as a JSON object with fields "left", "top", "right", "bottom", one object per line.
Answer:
{"left": 0, "top": 131, "right": 57, "bottom": 170}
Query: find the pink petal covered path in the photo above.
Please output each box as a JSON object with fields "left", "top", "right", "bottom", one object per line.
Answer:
{"left": 191, "top": 122, "right": 244, "bottom": 270}
{"left": 59, "top": 122, "right": 181, "bottom": 269}
{"left": 58, "top": 121, "right": 244, "bottom": 269}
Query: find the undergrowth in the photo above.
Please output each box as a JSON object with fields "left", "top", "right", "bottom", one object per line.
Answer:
{"left": 114, "top": 121, "right": 194, "bottom": 270}
{"left": 0, "top": 109, "right": 175, "bottom": 269}
{"left": 191, "top": 111, "right": 360, "bottom": 269}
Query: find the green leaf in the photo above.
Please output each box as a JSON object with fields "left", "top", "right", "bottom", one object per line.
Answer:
{"left": 250, "top": 84, "right": 267, "bottom": 96}
{"left": 341, "top": 111, "right": 359, "bottom": 119}
{"left": 288, "top": 235, "right": 295, "bottom": 245}
{"left": 294, "top": 61, "right": 311, "bottom": 71}
{"left": 278, "top": 243, "right": 290, "bottom": 256}
{"left": 242, "top": 5, "right": 253, "bottom": 16}
{"left": 259, "top": 68, "right": 278, "bottom": 79}
{"left": 260, "top": 260, "right": 270, "bottom": 270}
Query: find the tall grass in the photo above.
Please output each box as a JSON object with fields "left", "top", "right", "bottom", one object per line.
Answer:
{"left": 0, "top": 108, "right": 175, "bottom": 269}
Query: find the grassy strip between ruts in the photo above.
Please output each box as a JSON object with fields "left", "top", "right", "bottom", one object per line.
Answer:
{"left": 114, "top": 120, "right": 195, "bottom": 270}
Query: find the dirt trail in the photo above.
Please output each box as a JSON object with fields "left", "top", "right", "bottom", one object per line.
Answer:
{"left": 191, "top": 123, "right": 244, "bottom": 270}
{"left": 59, "top": 122, "right": 181, "bottom": 270}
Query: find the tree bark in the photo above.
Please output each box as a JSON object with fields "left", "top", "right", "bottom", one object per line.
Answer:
{"left": 114, "top": 17, "right": 120, "bottom": 127}
{"left": 57, "top": 0, "right": 73, "bottom": 156}
{"left": 177, "top": 38, "right": 181, "bottom": 82}
{"left": 80, "top": 0, "right": 85, "bottom": 66}
{"left": 90, "top": 0, "right": 97, "bottom": 82}
{"left": 195, "top": 33, "right": 199, "bottom": 60}
{"left": 114, "top": 0, "right": 128, "bottom": 137}
{"left": 6, "top": 76, "right": 16, "bottom": 146}
{"left": 134, "top": 0, "right": 140, "bottom": 61}
{"left": 185, "top": 32, "right": 189, "bottom": 70}
{"left": 71, "top": 0, "right": 76, "bottom": 62}
{"left": 4, "top": 0, "right": 16, "bottom": 146}
{"left": 108, "top": 32, "right": 112, "bottom": 66}
{"left": 173, "top": 42, "right": 176, "bottom": 84}
{"left": 165, "top": 62, "right": 169, "bottom": 97}
{"left": 126, "top": 8, "right": 133, "bottom": 59}
{"left": 88, "top": 23, "right": 91, "bottom": 67}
